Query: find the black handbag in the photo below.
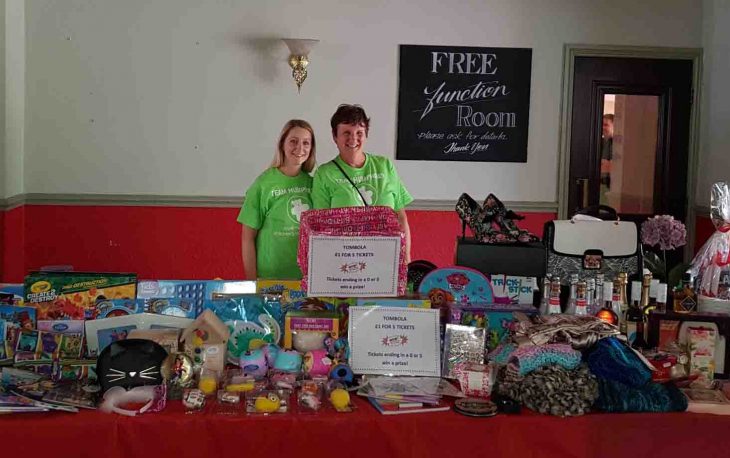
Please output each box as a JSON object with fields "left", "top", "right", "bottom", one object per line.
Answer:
{"left": 543, "top": 214, "right": 643, "bottom": 284}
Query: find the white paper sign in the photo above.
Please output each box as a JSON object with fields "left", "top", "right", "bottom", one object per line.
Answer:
{"left": 348, "top": 306, "right": 441, "bottom": 376}
{"left": 307, "top": 235, "right": 401, "bottom": 297}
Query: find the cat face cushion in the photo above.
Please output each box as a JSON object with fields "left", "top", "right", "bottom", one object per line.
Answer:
{"left": 96, "top": 339, "right": 168, "bottom": 392}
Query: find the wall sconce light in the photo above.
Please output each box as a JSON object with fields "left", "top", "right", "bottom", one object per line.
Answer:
{"left": 283, "top": 38, "right": 319, "bottom": 93}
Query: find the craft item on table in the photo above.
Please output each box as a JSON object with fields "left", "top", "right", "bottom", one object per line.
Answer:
{"left": 487, "top": 343, "right": 517, "bottom": 365}
{"left": 418, "top": 267, "right": 494, "bottom": 307}
{"left": 449, "top": 304, "right": 537, "bottom": 350}
{"left": 96, "top": 339, "right": 167, "bottom": 393}
{"left": 180, "top": 310, "right": 230, "bottom": 372}
{"left": 594, "top": 378, "right": 688, "bottom": 413}
{"left": 497, "top": 364, "right": 599, "bottom": 417}
{"left": 687, "top": 327, "right": 717, "bottom": 382}
{"left": 490, "top": 275, "right": 537, "bottom": 305}
{"left": 298, "top": 379, "right": 324, "bottom": 413}
{"left": 284, "top": 310, "right": 339, "bottom": 352}
{"left": 198, "top": 368, "right": 219, "bottom": 396}
{"left": 329, "top": 387, "right": 353, "bottom": 412}
{"left": 324, "top": 336, "right": 350, "bottom": 364}
{"left": 183, "top": 388, "right": 206, "bottom": 412}
{"left": 160, "top": 352, "right": 194, "bottom": 400}
{"left": 93, "top": 299, "right": 144, "bottom": 319}
{"left": 246, "top": 389, "right": 290, "bottom": 414}
{"left": 256, "top": 280, "right": 306, "bottom": 305}
{"left": 99, "top": 384, "right": 167, "bottom": 416}
{"left": 127, "top": 328, "right": 180, "bottom": 355}
{"left": 214, "top": 389, "right": 242, "bottom": 416}
{"left": 24, "top": 272, "right": 137, "bottom": 320}
{"left": 297, "top": 206, "right": 408, "bottom": 295}
{"left": 506, "top": 343, "right": 581, "bottom": 377}
{"left": 454, "top": 398, "right": 498, "bottom": 417}
{"left": 145, "top": 298, "right": 197, "bottom": 318}
{"left": 303, "top": 349, "right": 333, "bottom": 377}
{"left": 0, "top": 320, "right": 6, "bottom": 361}
{"left": 270, "top": 371, "right": 298, "bottom": 390}
{"left": 262, "top": 343, "right": 279, "bottom": 367}
{"left": 52, "top": 359, "right": 96, "bottom": 382}
{"left": 273, "top": 349, "right": 303, "bottom": 373}
{"left": 329, "top": 363, "right": 355, "bottom": 386}
{"left": 203, "top": 295, "right": 282, "bottom": 363}
{"left": 0, "top": 304, "right": 36, "bottom": 330}
{"left": 240, "top": 348, "right": 268, "bottom": 379}
{"left": 85, "top": 313, "right": 193, "bottom": 357}
{"left": 40, "top": 382, "right": 98, "bottom": 409}
{"left": 442, "top": 324, "right": 486, "bottom": 378}
{"left": 355, "top": 297, "right": 432, "bottom": 309}
{"left": 37, "top": 319, "right": 84, "bottom": 334}
{"left": 0, "top": 283, "right": 24, "bottom": 305}
{"left": 453, "top": 363, "right": 495, "bottom": 398}
{"left": 137, "top": 279, "right": 256, "bottom": 316}
{"left": 586, "top": 336, "right": 653, "bottom": 387}
{"left": 513, "top": 314, "right": 621, "bottom": 349}
{"left": 683, "top": 387, "right": 730, "bottom": 414}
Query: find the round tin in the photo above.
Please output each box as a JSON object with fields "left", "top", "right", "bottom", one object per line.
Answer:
{"left": 454, "top": 398, "right": 498, "bottom": 417}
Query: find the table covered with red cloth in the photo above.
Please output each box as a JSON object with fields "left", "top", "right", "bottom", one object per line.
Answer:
{"left": 1, "top": 396, "right": 729, "bottom": 458}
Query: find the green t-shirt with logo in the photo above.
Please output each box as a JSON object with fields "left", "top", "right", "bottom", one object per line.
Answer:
{"left": 237, "top": 168, "right": 313, "bottom": 279}
{"left": 311, "top": 154, "right": 413, "bottom": 210}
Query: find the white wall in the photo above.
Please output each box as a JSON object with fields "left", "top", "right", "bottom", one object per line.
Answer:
{"left": 20, "top": 0, "right": 703, "bottom": 203}
{"left": 4, "top": 0, "right": 23, "bottom": 200}
{"left": 698, "top": 0, "right": 730, "bottom": 206}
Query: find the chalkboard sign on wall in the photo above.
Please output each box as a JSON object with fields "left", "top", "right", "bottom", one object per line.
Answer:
{"left": 396, "top": 45, "right": 532, "bottom": 162}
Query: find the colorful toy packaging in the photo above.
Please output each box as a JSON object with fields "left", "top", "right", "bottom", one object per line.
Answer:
{"left": 284, "top": 311, "right": 339, "bottom": 352}
{"left": 0, "top": 284, "right": 25, "bottom": 305}
{"left": 418, "top": 267, "right": 495, "bottom": 307}
{"left": 24, "top": 272, "right": 137, "bottom": 320}
{"left": 137, "top": 280, "right": 256, "bottom": 315}
{"left": 449, "top": 303, "right": 537, "bottom": 350}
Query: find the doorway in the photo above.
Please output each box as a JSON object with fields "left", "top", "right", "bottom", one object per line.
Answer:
{"left": 558, "top": 45, "right": 702, "bottom": 262}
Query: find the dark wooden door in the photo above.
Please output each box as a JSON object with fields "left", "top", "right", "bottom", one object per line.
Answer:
{"left": 568, "top": 57, "right": 693, "bottom": 273}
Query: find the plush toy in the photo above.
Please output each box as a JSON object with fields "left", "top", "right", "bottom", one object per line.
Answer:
{"left": 240, "top": 348, "right": 268, "bottom": 379}
{"left": 254, "top": 392, "right": 281, "bottom": 413}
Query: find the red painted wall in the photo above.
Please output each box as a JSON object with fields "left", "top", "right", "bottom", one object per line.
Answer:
{"left": 0, "top": 205, "right": 556, "bottom": 282}
{"left": 2, "top": 206, "right": 25, "bottom": 282}
{"left": 694, "top": 215, "right": 715, "bottom": 254}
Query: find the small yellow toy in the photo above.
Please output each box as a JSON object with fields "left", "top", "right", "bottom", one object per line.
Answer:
{"left": 254, "top": 392, "right": 281, "bottom": 413}
{"left": 329, "top": 388, "right": 351, "bottom": 412}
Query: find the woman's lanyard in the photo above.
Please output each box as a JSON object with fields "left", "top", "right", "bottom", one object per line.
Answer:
{"left": 332, "top": 159, "right": 369, "bottom": 207}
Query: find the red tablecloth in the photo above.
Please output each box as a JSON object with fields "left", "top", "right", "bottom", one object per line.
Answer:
{"left": 2, "top": 396, "right": 729, "bottom": 458}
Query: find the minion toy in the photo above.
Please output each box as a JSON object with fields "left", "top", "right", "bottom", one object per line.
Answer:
{"left": 254, "top": 392, "right": 281, "bottom": 413}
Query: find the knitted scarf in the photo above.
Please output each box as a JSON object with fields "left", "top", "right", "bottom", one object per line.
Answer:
{"left": 513, "top": 315, "right": 621, "bottom": 349}
{"left": 497, "top": 364, "right": 599, "bottom": 417}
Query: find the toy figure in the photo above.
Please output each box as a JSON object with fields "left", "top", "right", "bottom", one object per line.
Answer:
{"left": 273, "top": 349, "right": 302, "bottom": 373}
{"left": 240, "top": 349, "right": 268, "bottom": 379}
{"left": 329, "top": 388, "right": 350, "bottom": 412}
{"left": 254, "top": 392, "right": 281, "bottom": 413}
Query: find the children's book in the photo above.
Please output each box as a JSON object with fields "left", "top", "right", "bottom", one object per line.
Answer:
{"left": 367, "top": 396, "right": 450, "bottom": 415}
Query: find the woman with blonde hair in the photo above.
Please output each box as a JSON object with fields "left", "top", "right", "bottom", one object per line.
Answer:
{"left": 237, "top": 119, "right": 316, "bottom": 279}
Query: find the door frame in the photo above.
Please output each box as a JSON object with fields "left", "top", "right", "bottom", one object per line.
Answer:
{"left": 557, "top": 44, "right": 703, "bottom": 258}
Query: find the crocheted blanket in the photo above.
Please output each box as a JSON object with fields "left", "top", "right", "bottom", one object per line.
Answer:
{"left": 497, "top": 364, "right": 599, "bottom": 417}
{"left": 507, "top": 343, "right": 581, "bottom": 377}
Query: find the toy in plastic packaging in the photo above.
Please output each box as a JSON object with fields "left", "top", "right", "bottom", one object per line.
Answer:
{"left": 298, "top": 379, "right": 325, "bottom": 413}
{"left": 691, "top": 182, "right": 730, "bottom": 312}
{"left": 202, "top": 295, "right": 283, "bottom": 363}
{"left": 183, "top": 388, "right": 206, "bottom": 413}
{"left": 327, "top": 384, "right": 355, "bottom": 413}
{"left": 246, "top": 389, "right": 291, "bottom": 414}
{"left": 442, "top": 324, "right": 486, "bottom": 379}
{"left": 214, "top": 389, "right": 243, "bottom": 415}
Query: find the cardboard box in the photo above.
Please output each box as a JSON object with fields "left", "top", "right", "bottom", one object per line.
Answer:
{"left": 25, "top": 272, "right": 137, "bottom": 320}
{"left": 180, "top": 310, "right": 230, "bottom": 372}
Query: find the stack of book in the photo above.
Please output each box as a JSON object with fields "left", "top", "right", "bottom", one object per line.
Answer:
{"left": 357, "top": 376, "right": 463, "bottom": 415}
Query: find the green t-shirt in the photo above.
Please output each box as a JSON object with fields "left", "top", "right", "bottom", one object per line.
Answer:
{"left": 311, "top": 153, "right": 413, "bottom": 210}
{"left": 237, "top": 168, "right": 313, "bottom": 279}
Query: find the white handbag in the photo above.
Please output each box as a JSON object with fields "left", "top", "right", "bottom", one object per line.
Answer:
{"left": 543, "top": 217, "right": 643, "bottom": 284}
